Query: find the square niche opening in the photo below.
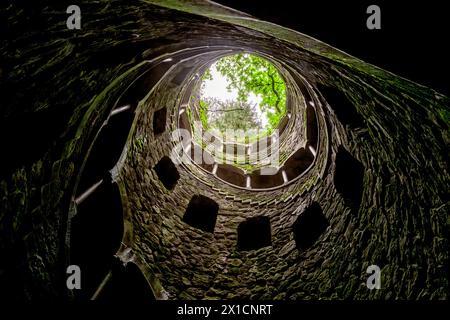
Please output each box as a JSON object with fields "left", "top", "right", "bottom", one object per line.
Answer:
{"left": 153, "top": 107, "right": 167, "bottom": 135}
{"left": 183, "top": 195, "right": 219, "bottom": 233}
{"left": 334, "top": 145, "right": 364, "bottom": 208}
{"left": 237, "top": 216, "right": 272, "bottom": 251}
{"left": 153, "top": 156, "right": 180, "bottom": 190}
{"left": 293, "top": 202, "right": 329, "bottom": 250}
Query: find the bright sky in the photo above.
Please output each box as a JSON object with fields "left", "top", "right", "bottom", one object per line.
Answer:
{"left": 200, "top": 63, "right": 268, "bottom": 127}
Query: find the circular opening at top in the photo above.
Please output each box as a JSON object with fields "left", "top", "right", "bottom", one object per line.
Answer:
{"left": 197, "top": 53, "right": 287, "bottom": 143}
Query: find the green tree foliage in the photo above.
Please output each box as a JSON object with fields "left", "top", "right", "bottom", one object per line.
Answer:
{"left": 214, "top": 53, "right": 287, "bottom": 128}
{"left": 201, "top": 67, "right": 213, "bottom": 82}
{"left": 199, "top": 99, "right": 209, "bottom": 129}
{"left": 202, "top": 97, "right": 262, "bottom": 141}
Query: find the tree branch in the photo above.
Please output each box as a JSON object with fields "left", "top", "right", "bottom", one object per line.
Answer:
{"left": 268, "top": 72, "right": 281, "bottom": 113}
{"left": 209, "top": 108, "right": 246, "bottom": 113}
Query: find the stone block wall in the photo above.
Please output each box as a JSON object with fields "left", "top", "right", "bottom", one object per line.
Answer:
{"left": 0, "top": 0, "right": 448, "bottom": 300}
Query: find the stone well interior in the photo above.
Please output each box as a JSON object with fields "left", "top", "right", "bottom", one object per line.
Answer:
{"left": 0, "top": 0, "right": 449, "bottom": 301}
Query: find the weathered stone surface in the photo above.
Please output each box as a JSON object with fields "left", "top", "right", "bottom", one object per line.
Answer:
{"left": 0, "top": 0, "right": 448, "bottom": 301}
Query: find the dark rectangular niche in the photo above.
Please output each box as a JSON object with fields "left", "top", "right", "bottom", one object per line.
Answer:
{"left": 334, "top": 145, "right": 364, "bottom": 208}
{"left": 183, "top": 195, "right": 219, "bottom": 233}
{"left": 215, "top": 164, "right": 246, "bottom": 187}
{"left": 153, "top": 107, "right": 167, "bottom": 135}
{"left": 70, "top": 181, "right": 124, "bottom": 299}
{"left": 237, "top": 216, "right": 272, "bottom": 251}
{"left": 153, "top": 156, "right": 180, "bottom": 190}
{"left": 249, "top": 168, "right": 284, "bottom": 189}
{"left": 306, "top": 104, "right": 318, "bottom": 146}
{"left": 317, "top": 83, "right": 364, "bottom": 128}
{"left": 283, "top": 147, "right": 314, "bottom": 180}
{"left": 293, "top": 202, "right": 329, "bottom": 250}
